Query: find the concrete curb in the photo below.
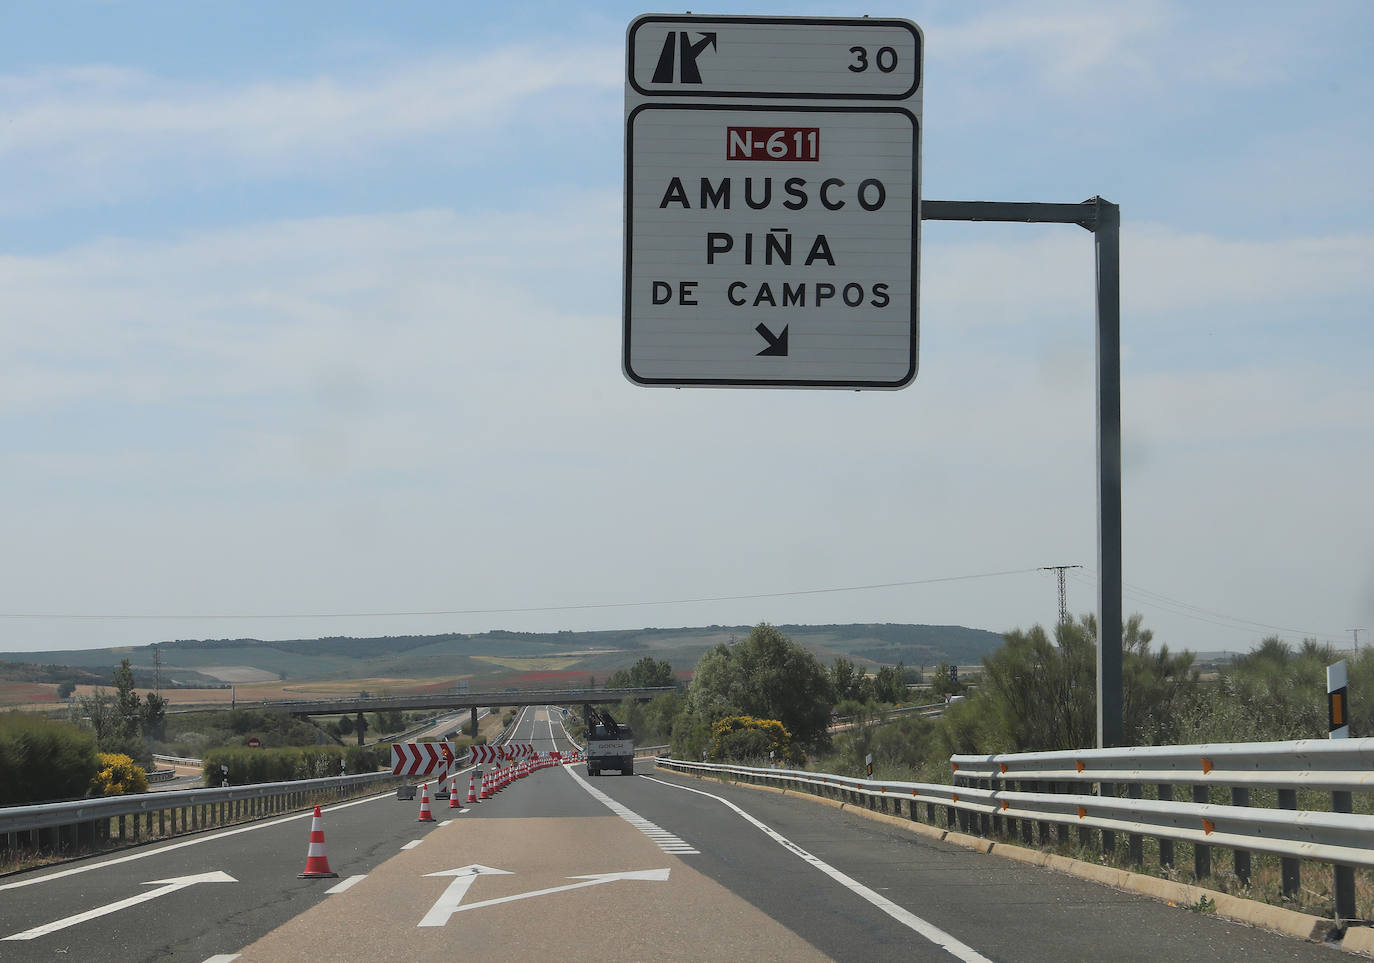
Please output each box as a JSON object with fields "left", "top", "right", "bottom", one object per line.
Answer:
{"left": 659, "top": 765, "right": 1358, "bottom": 955}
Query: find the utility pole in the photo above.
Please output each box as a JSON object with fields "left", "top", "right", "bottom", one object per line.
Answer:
{"left": 1040, "top": 565, "right": 1083, "bottom": 626}
{"left": 152, "top": 647, "right": 162, "bottom": 694}
{"left": 1350, "top": 629, "right": 1366, "bottom": 653}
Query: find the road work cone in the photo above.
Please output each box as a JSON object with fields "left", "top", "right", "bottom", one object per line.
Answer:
{"left": 417, "top": 783, "right": 435, "bottom": 822}
{"left": 298, "top": 805, "right": 338, "bottom": 878}
{"left": 467, "top": 773, "right": 478, "bottom": 804}
{"left": 449, "top": 772, "right": 462, "bottom": 809}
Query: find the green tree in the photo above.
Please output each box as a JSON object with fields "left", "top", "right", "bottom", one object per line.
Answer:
{"left": 830, "top": 657, "right": 861, "bottom": 702}
{"left": 338, "top": 713, "right": 355, "bottom": 735}
{"left": 141, "top": 692, "right": 168, "bottom": 741}
{"left": 873, "top": 663, "right": 906, "bottom": 703}
{"left": 958, "top": 613, "right": 1196, "bottom": 753}
{"left": 56, "top": 682, "right": 77, "bottom": 699}
{"left": 610, "top": 656, "right": 675, "bottom": 689}
{"left": 681, "top": 623, "right": 834, "bottom": 751}
{"left": 74, "top": 688, "right": 118, "bottom": 744}
{"left": 112, "top": 658, "right": 142, "bottom": 740}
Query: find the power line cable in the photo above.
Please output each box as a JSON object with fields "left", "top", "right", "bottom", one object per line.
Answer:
{"left": 0, "top": 566, "right": 1043, "bottom": 622}
{"left": 1066, "top": 568, "right": 1344, "bottom": 643}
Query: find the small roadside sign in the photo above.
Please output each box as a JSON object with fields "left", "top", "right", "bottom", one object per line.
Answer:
{"left": 247, "top": 737, "right": 262, "bottom": 749}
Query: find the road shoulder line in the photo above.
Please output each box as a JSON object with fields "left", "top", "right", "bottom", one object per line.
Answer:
{"left": 652, "top": 764, "right": 1343, "bottom": 951}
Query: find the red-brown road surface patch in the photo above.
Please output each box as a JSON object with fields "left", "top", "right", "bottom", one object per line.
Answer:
{"left": 237, "top": 815, "right": 829, "bottom": 962}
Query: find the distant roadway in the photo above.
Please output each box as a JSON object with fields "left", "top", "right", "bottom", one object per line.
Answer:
{"left": 0, "top": 706, "right": 1333, "bottom": 961}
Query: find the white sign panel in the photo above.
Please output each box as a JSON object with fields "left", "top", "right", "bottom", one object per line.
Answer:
{"left": 624, "top": 15, "right": 922, "bottom": 389}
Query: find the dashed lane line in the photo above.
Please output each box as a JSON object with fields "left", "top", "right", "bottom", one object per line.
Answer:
{"left": 565, "top": 766, "right": 699, "bottom": 855}
{"left": 324, "top": 875, "right": 366, "bottom": 894}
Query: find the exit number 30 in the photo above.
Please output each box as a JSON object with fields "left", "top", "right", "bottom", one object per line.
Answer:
{"left": 726, "top": 126, "right": 820, "bottom": 162}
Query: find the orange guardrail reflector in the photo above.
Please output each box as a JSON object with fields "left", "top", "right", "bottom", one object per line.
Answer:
{"left": 1077, "top": 806, "right": 1086, "bottom": 819}
{"left": 999, "top": 763, "right": 1008, "bottom": 774}
{"left": 951, "top": 762, "right": 959, "bottom": 772}
{"left": 1201, "top": 758, "right": 1214, "bottom": 774}
{"left": 1202, "top": 819, "right": 1215, "bottom": 835}
{"left": 1001, "top": 800, "right": 1009, "bottom": 811}
{"left": 912, "top": 789, "right": 919, "bottom": 797}
{"left": 1075, "top": 760, "right": 1085, "bottom": 773}
{"left": 953, "top": 794, "right": 960, "bottom": 803}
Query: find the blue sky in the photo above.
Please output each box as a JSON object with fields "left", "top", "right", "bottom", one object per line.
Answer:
{"left": 2, "top": 1, "right": 1371, "bottom": 657}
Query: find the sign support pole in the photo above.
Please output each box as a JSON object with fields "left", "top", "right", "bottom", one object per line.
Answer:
{"left": 922, "top": 197, "right": 1122, "bottom": 749}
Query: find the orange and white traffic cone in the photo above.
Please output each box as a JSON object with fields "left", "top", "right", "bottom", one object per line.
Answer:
{"left": 417, "top": 782, "right": 435, "bottom": 822}
{"left": 298, "top": 805, "right": 338, "bottom": 878}
{"left": 467, "top": 772, "right": 478, "bottom": 804}
{"left": 449, "top": 772, "right": 462, "bottom": 809}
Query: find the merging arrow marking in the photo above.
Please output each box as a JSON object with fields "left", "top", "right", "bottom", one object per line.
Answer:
{"left": 417, "top": 864, "right": 513, "bottom": 928}
{"left": 417, "top": 867, "right": 670, "bottom": 927}
{"left": 452, "top": 868, "right": 669, "bottom": 918}
{"left": 3, "top": 871, "right": 236, "bottom": 941}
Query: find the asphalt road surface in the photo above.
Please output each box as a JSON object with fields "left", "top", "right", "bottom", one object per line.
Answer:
{"left": 0, "top": 707, "right": 1341, "bottom": 962}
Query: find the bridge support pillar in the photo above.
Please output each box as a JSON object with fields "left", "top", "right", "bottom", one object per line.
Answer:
{"left": 470, "top": 707, "right": 479, "bottom": 739}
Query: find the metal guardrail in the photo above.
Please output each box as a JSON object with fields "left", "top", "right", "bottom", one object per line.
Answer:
{"left": 830, "top": 702, "right": 945, "bottom": 727}
{"left": 657, "top": 737, "right": 1374, "bottom": 923}
{"left": 0, "top": 771, "right": 403, "bottom": 859}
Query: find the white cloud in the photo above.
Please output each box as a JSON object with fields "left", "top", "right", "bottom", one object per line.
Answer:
{"left": 0, "top": 44, "right": 622, "bottom": 214}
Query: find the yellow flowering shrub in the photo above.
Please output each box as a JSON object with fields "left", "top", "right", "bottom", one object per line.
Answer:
{"left": 88, "top": 752, "right": 149, "bottom": 796}
{"left": 707, "top": 715, "right": 803, "bottom": 765}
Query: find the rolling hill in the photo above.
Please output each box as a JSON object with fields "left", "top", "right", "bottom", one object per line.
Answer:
{"left": 0, "top": 622, "right": 1006, "bottom": 702}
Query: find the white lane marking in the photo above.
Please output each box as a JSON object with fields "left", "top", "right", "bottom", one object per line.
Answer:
{"left": 201, "top": 956, "right": 241, "bottom": 962}
{"left": 324, "top": 875, "right": 366, "bottom": 894}
{"left": 0, "top": 788, "right": 396, "bottom": 893}
{"left": 401, "top": 840, "right": 423, "bottom": 850}
{"left": 566, "top": 767, "right": 698, "bottom": 854}
{"left": 641, "top": 775, "right": 993, "bottom": 963}
{"left": 4, "top": 871, "right": 236, "bottom": 941}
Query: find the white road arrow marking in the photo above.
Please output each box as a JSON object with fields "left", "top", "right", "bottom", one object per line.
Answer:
{"left": 3, "top": 871, "right": 236, "bottom": 941}
{"left": 417, "top": 864, "right": 513, "bottom": 927}
{"left": 442, "top": 868, "right": 670, "bottom": 918}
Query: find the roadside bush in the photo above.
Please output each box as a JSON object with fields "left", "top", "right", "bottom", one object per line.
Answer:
{"left": 202, "top": 744, "right": 383, "bottom": 786}
{"left": 707, "top": 715, "right": 803, "bottom": 765}
{"left": 89, "top": 752, "right": 149, "bottom": 796}
{"left": 0, "top": 711, "right": 99, "bottom": 805}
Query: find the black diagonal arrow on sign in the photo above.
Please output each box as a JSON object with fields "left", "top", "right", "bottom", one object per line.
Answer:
{"left": 755, "top": 323, "right": 789, "bottom": 357}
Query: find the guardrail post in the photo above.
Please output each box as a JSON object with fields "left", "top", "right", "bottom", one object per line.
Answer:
{"left": 1192, "top": 785, "right": 1211, "bottom": 879}
{"left": 1100, "top": 783, "right": 1115, "bottom": 854}
{"left": 979, "top": 777, "right": 992, "bottom": 836}
{"left": 1018, "top": 780, "right": 1033, "bottom": 843}
{"left": 1033, "top": 780, "right": 1050, "bottom": 845}
{"left": 1276, "top": 788, "right": 1300, "bottom": 897}
{"left": 1126, "top": 783, "right": 1143, "bottom": 864}
{"left": 1230, "top": 787, "right": 1250, "bottom": 885}
{"left": 1157, "top": 784, "right": 1174, "bottom": 868}
{"left": 1334, "top": 789, "right": 1356, "bottom": 921}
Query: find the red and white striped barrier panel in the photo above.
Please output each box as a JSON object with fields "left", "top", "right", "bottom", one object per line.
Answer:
{"left": 391, "top": 741, "right": 455, "bottom": 776}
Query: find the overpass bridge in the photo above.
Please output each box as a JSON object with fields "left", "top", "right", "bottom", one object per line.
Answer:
{"left": 166, "top": 685, "right": 675, "bottom": 738}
